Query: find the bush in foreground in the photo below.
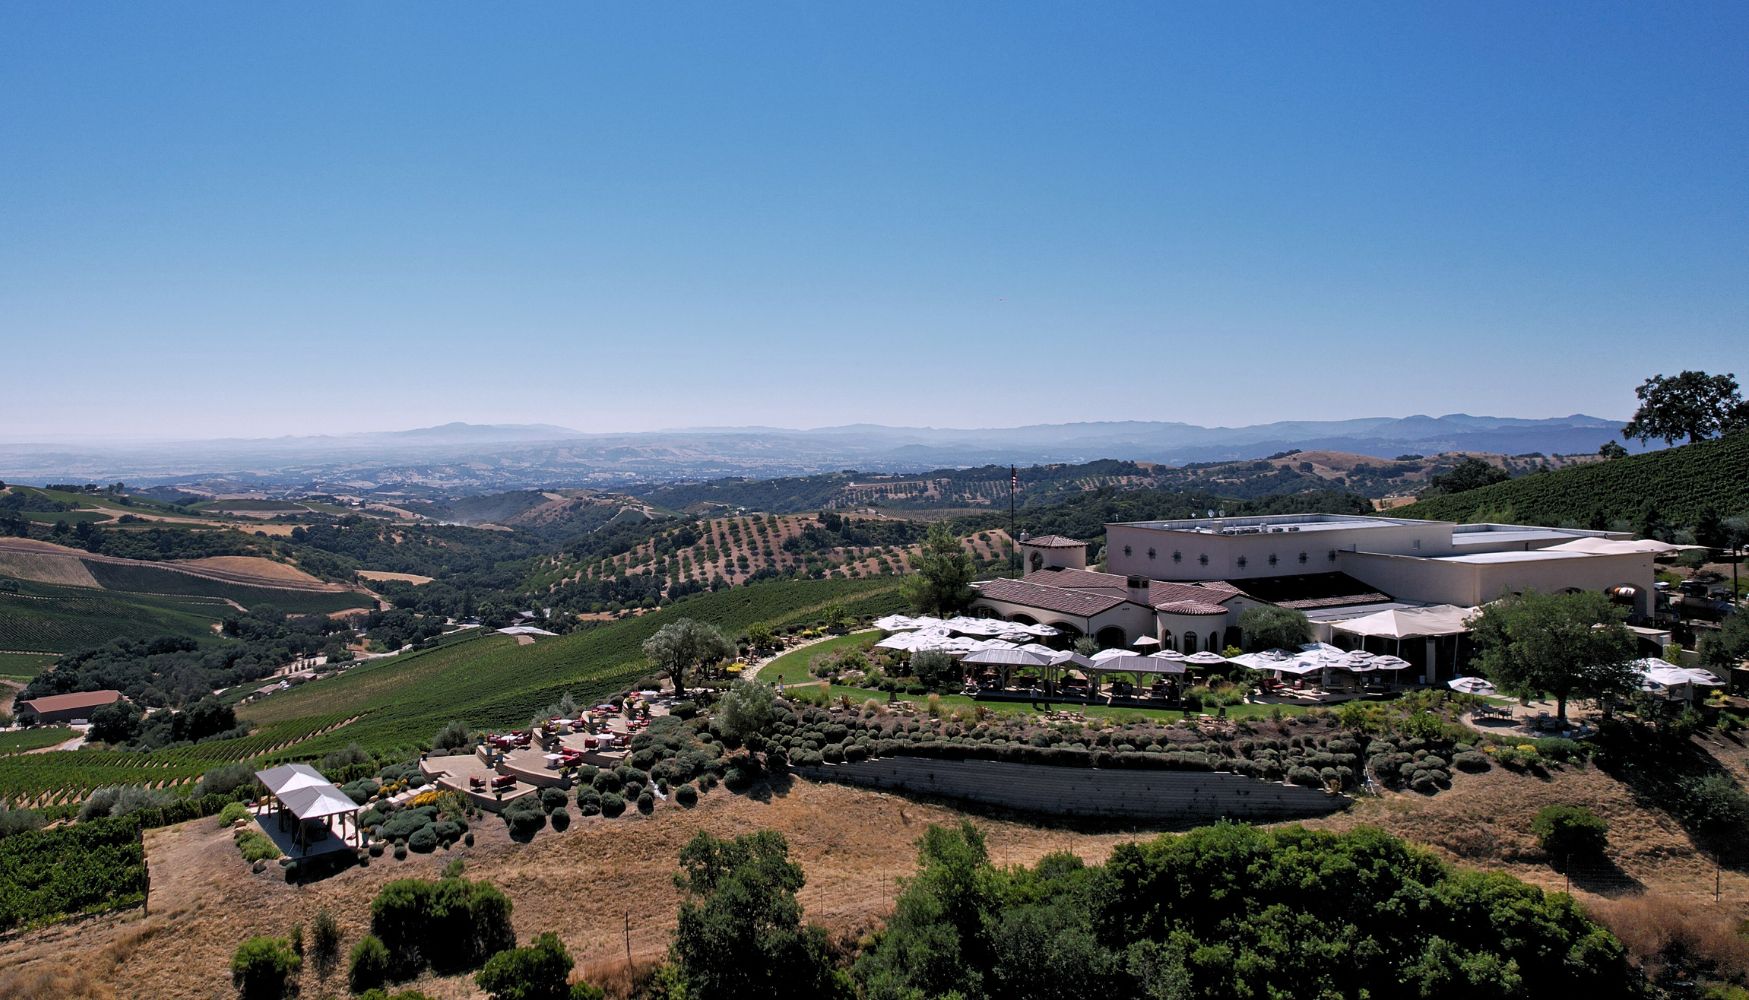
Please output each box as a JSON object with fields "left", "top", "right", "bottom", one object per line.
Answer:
{"left": 348, "top": 934, "right": 392, "bottom": 993}
{"left": 475, "top": 930, "right": 603, "bottom": 1000}
{"left": 231, "top": 935, "right": 301, "bottom": 1000}
{"left": 1532, "top": 804, "right": 1610, "bottom": 860}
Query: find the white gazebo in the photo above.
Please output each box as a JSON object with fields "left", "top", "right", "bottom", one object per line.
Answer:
{"left": 256, "top": 763, "right": 361, "bottom": 852}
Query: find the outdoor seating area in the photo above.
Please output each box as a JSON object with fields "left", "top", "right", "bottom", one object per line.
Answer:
{"left": 253, "top": 763, "right": 361, "bottom": 857}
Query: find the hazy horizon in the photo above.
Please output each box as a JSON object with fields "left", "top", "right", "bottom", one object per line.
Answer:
{"left": 4, "top": 4, "right": 1744, "bottom": 440}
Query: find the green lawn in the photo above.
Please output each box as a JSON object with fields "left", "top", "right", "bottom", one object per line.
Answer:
{"left": 0, "top": 727, "right": 74, "bottom": 754}
{"left": 21, "top": 510, "right": 110, "bottom": 525}
{"left": 0, "top": 652, "right": 57, "bottom": 682}
{"left": 761, "top": 631, "right": 877, "bottom": 684}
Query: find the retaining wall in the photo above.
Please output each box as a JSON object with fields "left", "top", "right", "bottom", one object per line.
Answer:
{"left": 796, "top": 757, "right": 1348, "bottom": 822}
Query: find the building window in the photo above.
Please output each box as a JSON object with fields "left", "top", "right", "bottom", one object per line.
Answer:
{"left": 1236, "top": 556, "right": 1247, "bottom": 568}
{"left": 1123, "top": 545, "right": 1132, "bottom": 557}
{"left": 1172, "top": 551, "right": 1182, "bottom": 563}
{"left": 1147, "top": 547, "right": 1156, "bottom": 560}
{"left": 1268, "top": 553, "right": 1278, "bottom": 566}
{"left": 1298, "top": 552, "right": 1308, "bottom": 564}
{"left": 1328, "top": 550, "right": 1337, "bottom": 562}
{"left": 1198, "top": 554, "right": 1209, "bottom": 566}
{"left": 1412, "top": 539, "right": 1422, "bottom": 550}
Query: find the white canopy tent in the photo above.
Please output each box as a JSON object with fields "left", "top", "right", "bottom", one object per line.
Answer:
{"left": 1330, "top": 605, "right": 1475, "bottom": 640}
{"left": 255, "top": 763, "right": 360, "bottom": 850}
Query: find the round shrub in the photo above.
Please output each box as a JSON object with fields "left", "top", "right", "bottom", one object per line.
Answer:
{"left": 464, "top": 831, "right": 475, "bottom": 846}
{"left": 1452, "top": 751, "right": 1490, "bottom": 773}
{"left": 593, "top": 769, "right": 623, "bottom": 793}
{"left": 407, "top": 827, "right": 438, "bottom": 853}
{"left": 348, "top": 934, "right": 391, "bottom": 993}
{"left": 550, "top": 808, "right": 571, "bottom": 831}
{"left": 393, "top": 843, "right": 408, "bottom": 861}
{"left": 637, "top": 791, "right": 655, "bottom": 814}
{"left": 676, "top": 784, "right": 698, "bottom": 807}
{"left": 1532, "top": 804, "right": 1609, "bottom": 859}
{"left": 368, "top": 840, "right": 385, "bottom": 857}
{"left": 232, "top": 935, "right": 301, "bottom": 1000}
{"left": 600, "top": 792, "right": 626, "bottom": 818}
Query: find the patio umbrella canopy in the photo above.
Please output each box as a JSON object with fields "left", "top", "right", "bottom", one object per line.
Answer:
{"left": 1090, "top": 648, "right": 1141, "bottom": 663}
{"left": 1447, "top": 677, "right": 1497, "bottom": 695}
{"left": 1184, "top": 651, "right": 1229, "bottom": 666}
{"left": 961, "top": 647, "right": 1055, "bottom": 668}
{"left": 1132, "top": 636, "right": 1161, "bottom": 649}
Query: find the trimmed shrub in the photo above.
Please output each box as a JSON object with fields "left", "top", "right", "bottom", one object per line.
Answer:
{"left": 232, "top": 936, "right": 300, "bottom": 1000}
{"left": 408, "top": 827, "right": 438, "bottom": 853}
{"left": 600, "top": 792, "right": 626, "bottom": 818}
{"left": 217, "top": 801, "right": 250, "bottom": 828}
{"left": 348, "top": 934, "right": 392, "bottom": 993}
{"left": 676, "top": 784, "right": 699, "bottom": 808}
{"left": 1532, "top": 805, "right": 1609, "bottom": 859}
{"left": 550, "top": 808, "right": 571, "bottom": 831}
{"left": 539, "top": 786, "right": 569, "bottom": 814}
{"left": 637, "top": 791, "right": 655, "bottom": 814}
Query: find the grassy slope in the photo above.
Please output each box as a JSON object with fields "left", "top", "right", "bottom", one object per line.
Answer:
{"left": 1392, "top": 432, "right": 1749, "bottom": 525}
{"left": 0, "top": 652, "right": 57, "bottom": 681}
{"left": 242, "top": 576, "right": 907, "bottom": 758}
{"left": 0, "top": 727, "right": 74, "bottom": 754}
{"left": 80, "top": 561, "right": 370, "bottom": 614}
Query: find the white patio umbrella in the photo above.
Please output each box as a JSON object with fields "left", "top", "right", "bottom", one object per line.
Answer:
{"left": 1152, "top": 649, "right": 1187, "bottom": 662}
{"left": 875, "top": 634, "right": 921, "bottom": 651}
{"left": 873, "top": 614, "right": 916, "bottom": 632}
{"left": 1090, "top": 648, "right": 1142, "bottom": 664}
{"left": 1132, "top": 636, "right": 1162, "bottom": 649}
{"left": 1447, "top": 677, "right": 1497, "bottom": 695}
{"left": 1047, "top": 651, "right": 1100, "bottom": 671}
{"left": 1184, "top": 651, "right": 1228, "bottom": 666}
{"left": 1371, "top": 655, "right": 1412, "bottom": 671}
{"left": 1142, "top": 652, "right": 1188, "bottom": 674}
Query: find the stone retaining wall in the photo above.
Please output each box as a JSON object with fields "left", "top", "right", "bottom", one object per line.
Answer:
{"left": 797, "top": 757, "right": 1348, "bottom": 822}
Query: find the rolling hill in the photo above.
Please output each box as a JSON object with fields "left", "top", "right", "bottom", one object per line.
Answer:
{"left": 1390, "top": 432, "right": 1749, "bottom": 528}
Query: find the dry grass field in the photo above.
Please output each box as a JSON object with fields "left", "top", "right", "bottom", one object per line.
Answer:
{"left": 356, "top": 570, "right": 436, "bottom": 585}
{"left": 6, "top": 752, "right": 1749, "bottom": 1000}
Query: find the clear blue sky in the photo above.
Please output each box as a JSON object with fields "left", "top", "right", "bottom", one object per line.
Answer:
{"left": 2, "top": 3, "right": 1744, "bottom": 441}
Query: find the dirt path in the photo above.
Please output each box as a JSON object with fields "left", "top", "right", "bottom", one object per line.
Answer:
{"left": 745, "top": 630, "right": 875, "bottom": 683}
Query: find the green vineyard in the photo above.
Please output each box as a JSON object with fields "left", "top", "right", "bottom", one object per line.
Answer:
{"left": 0, "top": 581, "right": 230, "bottom": 653}
{"left": 81, "top": 561, "right": 372, "bottom": 614}
{"left": 1394, "top": 432, "right": 1749, "bottom": 526}
{"left": 0, "top": 577, "right": 904, "bottom": 808}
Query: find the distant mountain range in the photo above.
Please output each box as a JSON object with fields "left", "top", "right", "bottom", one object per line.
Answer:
{"left": 0, "top": 414, "right": 1646, "bottom": 494}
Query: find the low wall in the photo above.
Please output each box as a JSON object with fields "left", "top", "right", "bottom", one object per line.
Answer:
{"left": 796, "top": 757, "right": 1348, "bottom": 822}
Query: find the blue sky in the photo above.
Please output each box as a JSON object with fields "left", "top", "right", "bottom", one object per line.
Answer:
{"left": 2, "top": 3, "right": 1744, "bottom": 441}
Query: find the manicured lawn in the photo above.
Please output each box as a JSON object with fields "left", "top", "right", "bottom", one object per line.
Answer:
{"left": 761, "top": 631, "right": 878, "bottom": 685}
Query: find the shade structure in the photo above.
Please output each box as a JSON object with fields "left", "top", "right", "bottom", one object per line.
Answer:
{"left": 1047, "top": 651, "right": 1100, "bottom": 671}
{"left": 1331, "top": 605, "right": 1475, "bottom": 640}
{"left": 1370, "top": 655, "right": 1412, "bottom": 671}
{"left": 970, "top": 638, "right": 1019, "bottom": 651}
{"left": 1152, "top": 649, "right": 1187, "bottom": 662}
{"left": 1018, "top": 642, "right": 1058, "bottom": 656}
{"left": 1184, "top": 651, "right": 1229, "bottom": 666}
{"left": 278, "top": 783, "right": 360, "bottom": 821}
{"left": 1447, "top": 677, "right": 1497, "bottom": 695}
{"left": 1131, "top": 636, "right": 1161, "bottom": 649}
{"left": 873, "top": 614, "right": 916, "bottom": 632}
{"left": 257, "top": 763, "right": 332, "bottom": 797}
{"left": 1634, "top": 658, "right": 1726, "bottom": 691}
{"left": 1140, "top": 652, "right": 1188, "bottom": 674}
{"left": 1090, "top": 648, "right": 1141, "bottom": 664}
{"left": 875, "top": 634, "right": 920, "bottom": 651}
{"left": 962, "top": 647, "right": 1056, "bottom": 668}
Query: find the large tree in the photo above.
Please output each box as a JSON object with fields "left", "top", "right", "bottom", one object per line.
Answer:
{"left": 642, "top": 618, "right": 735, "bottom": 698}
{"left": 670, "top": 830, "right": 847, "bottom": 1000}
{"left": 1468, "top": 590, "right": 1639, "bottom": 722}
{"left": 1621, "top": 370, "right": 1749, "bottom": 445}
{"left": 900, "top": 523, "right": 977, "bottom": 616}
{"left": 1421, "top": 457, "right": 1510, "bottom": 498}
{"left": 1237, "top": 605, "right": 1313, "bottom": 652}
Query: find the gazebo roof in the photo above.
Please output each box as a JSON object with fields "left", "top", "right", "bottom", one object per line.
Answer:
{"left": 256, "top": 763, "right": 332, "bottom": 796}
{"left": 278, "top": 784, "right": 360, "bottom": 821}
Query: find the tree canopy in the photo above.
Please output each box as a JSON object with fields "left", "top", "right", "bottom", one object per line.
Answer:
{"left": 1422, "top": 458, "right": 1511, "bottom": 498}
{"left": 1468, "top": 590, "right": 1638, "bottom": 721}
{"left": 1236, "top": 605, "right": 1313, "bottom": 652}
{"left": 856, "top": 820, "right": 1638, "bottom": 1000}
{"left": 669, "top": 830, "right": 849, "bottom": 1000}
{"left": 900, "top": 524, "right": 976, "bottom": 616}
{"left": 1622, "top": 370, "right": 1749, "bottom": 445}
{"left": 641, "top": 618, "right": 735, "bottom": 698}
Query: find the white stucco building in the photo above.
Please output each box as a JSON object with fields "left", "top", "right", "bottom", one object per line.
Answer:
{"left": 968, "top": 513, "right": 1662, "bottom": 680}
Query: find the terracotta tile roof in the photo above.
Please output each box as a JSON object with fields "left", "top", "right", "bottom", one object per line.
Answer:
{"left": 1155, "top": 600, "right": 1230, "bottom": 616}
{"left": 1025, "top": 568, "right": 1129, "bottom": 593}
{"left": 1019, "top": 534, "right": 1087, "bottom": 549}
{"left": 975, "top": 578, "right": 1126, "bottom": 617}
{"left": 1148, "top": 581, "right": 1242, "bottom": 608}
{"left": 21, "top": 689, "right": 123, "bottom": 715}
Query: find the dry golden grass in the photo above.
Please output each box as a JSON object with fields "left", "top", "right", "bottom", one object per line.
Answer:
{"left": 180, "top": 556, "right": 330, "bottom": 587}
{"left": 0, "top": 549, "right": 100, "bottom": 588}
{"left": 356, "top": 570, "right": 435, "bottom": 585}
{"left": 1591, "top": 894, "right": 1749, "bottom": 985}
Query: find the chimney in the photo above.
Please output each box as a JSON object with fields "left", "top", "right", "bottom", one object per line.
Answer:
{"left": 1126, "top": 575, "right": 1151, "bottom": 604}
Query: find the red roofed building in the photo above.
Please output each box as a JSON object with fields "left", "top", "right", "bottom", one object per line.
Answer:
{"left": 16, "top": 689, "right": 126, "bottom": 726}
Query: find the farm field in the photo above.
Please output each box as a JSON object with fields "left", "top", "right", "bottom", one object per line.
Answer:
{"left": 244, "top": 576, "right": 907, "bottom": 760}
{"left": 0, "top": 582, "right": 230, "bottom": 654}
{"left": 1394, "top": 431, "right": 1749, "bottom": 525}
{"left": 0, "top": 652, "right": 58, "bottom": 682}
{"left": 526, "top": 512, "right": 1010, "bottom": 601}
{"left": 0, "top": 727, "right": 75, "bottom": 754}
{"left": 80, "top": 562, "right": 368, "bottom": 614}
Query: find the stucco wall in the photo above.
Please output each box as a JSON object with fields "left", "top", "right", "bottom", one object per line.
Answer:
{"left": 797, "top": 757, "right": 1349, "bottom": 822}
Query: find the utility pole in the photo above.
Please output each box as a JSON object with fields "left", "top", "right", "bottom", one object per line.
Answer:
{"left": 1010, "top": 465, "right": 1018, "bottom": 577}
{"left": 624, "top": 909, "right": 632, "bottom": 970}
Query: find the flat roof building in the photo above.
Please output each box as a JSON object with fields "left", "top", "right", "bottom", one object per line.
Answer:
{"left": 16, "top": 689, "right": 125, "bottom": 726}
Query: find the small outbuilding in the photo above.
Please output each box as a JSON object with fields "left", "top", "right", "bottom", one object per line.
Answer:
{"left": 255, "top": 763, "right": 360, "bottom": 853}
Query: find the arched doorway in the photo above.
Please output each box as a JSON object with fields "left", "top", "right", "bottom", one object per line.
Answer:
{"left": 1008, "top": 613, "right": 1038, "bottom": 626}
{"left": 1183, "top": 632, "right": 1199, "bottom": 654}
{"left": 1095, "top": 626, "right": 1127, "bottom": 650}
{"left": 1161, "top": 629, "right": 1174, "bottom": 650}
{"left": 1208, "top": 632, "right": 1220, "bottom": 654}
{"left": 1047, "top": 621, "right": 1082, "bottom": 643}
